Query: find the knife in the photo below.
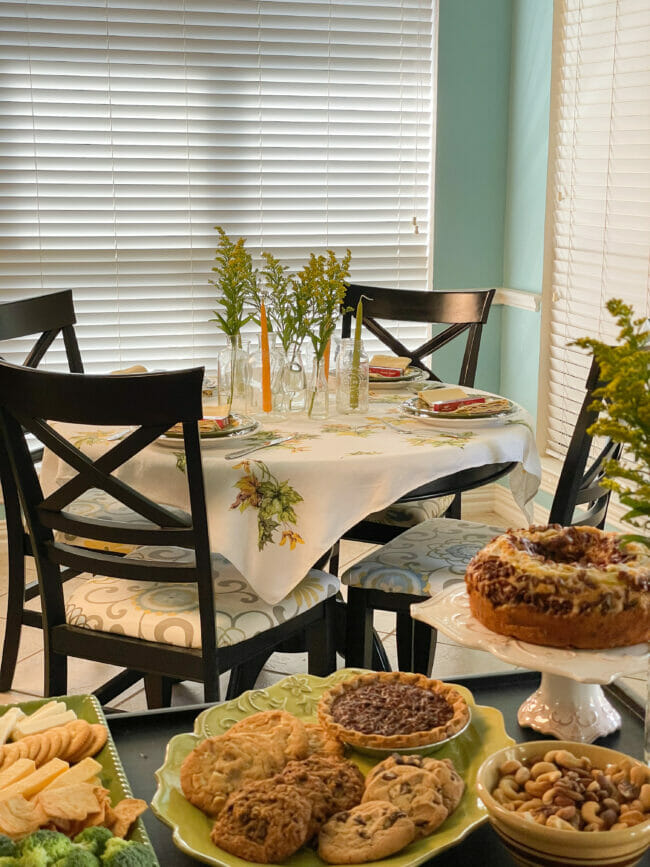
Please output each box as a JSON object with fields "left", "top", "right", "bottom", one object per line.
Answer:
{"left": 224, "top": 436, "right": 292, "bottom": 460}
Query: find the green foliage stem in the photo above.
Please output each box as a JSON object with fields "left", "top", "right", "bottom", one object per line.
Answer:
{"left": 573, "top": 298, "right": 650, "bottom": 546}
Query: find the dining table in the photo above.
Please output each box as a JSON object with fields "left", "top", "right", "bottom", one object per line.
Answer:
{"left": 39, "top": 381, "right": 541, "bottom": 605}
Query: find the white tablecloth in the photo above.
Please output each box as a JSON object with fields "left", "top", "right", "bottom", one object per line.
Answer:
{"left": 40, "top": 388, "right": 541, "bottom": 604}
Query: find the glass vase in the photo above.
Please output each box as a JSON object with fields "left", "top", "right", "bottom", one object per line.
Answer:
{"left": 248, "top": 334, "right": 288, "bottom": 421}
{"left": 217, "top": 334, "right": 251, "bottom": 415}
{"left": 336, "top": 337, "right": 369, "bottom": 414}
{"left": 282, "top": 347, "right": 307, "bottom": 413}
{"left": 307, "top": 355, "right": 330, "bottom": 419}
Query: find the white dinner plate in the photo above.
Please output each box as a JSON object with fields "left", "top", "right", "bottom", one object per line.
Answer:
{"left": 156, "top": 414, "right": 259, "bottom": 449}
{"left": 401, "top": 394, "right": 517, "bottom": 428}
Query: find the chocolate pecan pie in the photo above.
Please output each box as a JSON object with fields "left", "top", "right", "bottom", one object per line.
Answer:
{"left": 317, "top": 672, "right": 469, "bottom": 750}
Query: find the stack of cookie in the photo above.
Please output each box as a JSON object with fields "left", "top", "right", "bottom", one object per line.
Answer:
{"left": 179, "top": 709, "right": 466, "bottom": 864}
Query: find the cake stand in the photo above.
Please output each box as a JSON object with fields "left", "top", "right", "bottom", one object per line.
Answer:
{"left": 411, "top": 585, "right": 648, "bottom": 743}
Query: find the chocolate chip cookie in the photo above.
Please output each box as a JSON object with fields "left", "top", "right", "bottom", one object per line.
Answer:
{"left": 282, "top": 755, "right": 364, "bottom": 816}
{"left": 180, "top": 731, "right": 286, "bottom": 817}
{"left": 362, "top": 764, "right": 448, "bottom": 837}
{"left": 367, "top": 754, "right": 465, "bottom": 814}
{"left": 211, "top": 777, "right": 312, "bottom": 863}
{"left": 318, "top": 801, "right": 416, "bottom": 864}
{"left": 304, "top": 722, "right": 344, "bottom": 759}
{"left": 227, "top": 710, "right": 309, "bottom": 761}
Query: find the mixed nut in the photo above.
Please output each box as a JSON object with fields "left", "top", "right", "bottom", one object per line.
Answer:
{"left": 491, "top": 748, "right": 650, "bottom": 831}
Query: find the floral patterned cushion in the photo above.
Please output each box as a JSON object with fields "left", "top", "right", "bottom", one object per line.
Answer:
{"left": 55, "top": 488, "right": 191, "bottom": 555}
{"left": 64, "top": 545, "right": 339, "bottom": 649}
{"left": 342, "top": 518, "right": 504, "bottom": 596}
{"left": 364, "top": 495, "right": 455, "bottom": 528}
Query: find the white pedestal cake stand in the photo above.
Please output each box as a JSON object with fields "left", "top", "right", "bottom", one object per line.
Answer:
{"left": 411, "top": 585, "right": 648, "bottom": 744}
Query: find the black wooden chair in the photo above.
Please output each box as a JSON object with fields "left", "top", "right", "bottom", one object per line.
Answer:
{"left": 335, "top": 284, "right": 504, "bottom": 549}
{"left": 343, "top": 358, "right": 620, "bottom": 672}
{"left": 0, "top": 290, "right": 84, "bottom": 691}
{"left": 0, "top": 361, "right": 337, "bottom": 706}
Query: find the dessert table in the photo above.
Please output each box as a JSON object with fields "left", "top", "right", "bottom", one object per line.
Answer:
{"left": 104, "top": 670, "right": 649, "bottom": 865}
{"left": 40, "top": 385, "right": 541, "bottom": 605}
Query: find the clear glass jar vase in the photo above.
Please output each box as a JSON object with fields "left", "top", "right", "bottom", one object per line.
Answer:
{"left": 282, "top": 348, "right": 307, "bottom": 413}
{"left": 336, "top": 337, "right": 369, "bottom": 414}
{"left": 307, "top": 355, "right": 330, "bottom": 419}
{"left": 217, "top": 334, "right": 251, "bottom": 414}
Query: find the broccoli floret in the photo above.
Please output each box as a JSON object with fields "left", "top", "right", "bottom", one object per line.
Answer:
{"left": 0, "top": 856, "right": 19, "bottom": 867}
{"left": 72, "top": 829, "right": 113, "bottom": 859}
{"left": 17, "top": 831, "right": 73, "bottom": 863}
{"left": 100, "top": 839, "right": 157, "bottom": 867}
{"left": 53, "top": 850, "right": 100, "bottom": 867}
{"left": 0, "top": 835, "right": 16, "bottom": 858}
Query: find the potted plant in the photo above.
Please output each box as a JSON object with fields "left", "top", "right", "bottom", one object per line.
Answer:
{"left": 210, "top": 227, "right": 256, "bottom": 410}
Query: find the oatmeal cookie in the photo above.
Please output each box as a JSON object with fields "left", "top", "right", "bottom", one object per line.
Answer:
{"left": 362, "top": 764, "right": 448, "bottom": 837}
{"left": 227, "top": 710, "right": 309, "bottom": 761}
{"left": 210, "top": 777, "right": 312, "bottom": 863}
{"left": 304, "top": 723, "right": 344, "bottom": 759}
{"left": 180, "top": 731, "right": 286, "bottom": 817}
{"left": 318, "top": 801, "right": 416, "bottom": 864}
{"left": 366, "top": 754, "right": 465, "bottom": 815}
{"left": 282, "top": 755, "right": 364, "bottom": 815}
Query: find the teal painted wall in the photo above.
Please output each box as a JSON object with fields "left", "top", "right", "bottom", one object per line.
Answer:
{"left": 432, "top": 0, "right": 512, "bottom": 395}
{"left": 499, "top": 0, "right": 552, "bottom": 419}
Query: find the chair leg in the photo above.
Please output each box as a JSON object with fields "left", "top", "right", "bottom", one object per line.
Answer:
{"left": 226, "top": 650, "right": 272, "bottom": 700}
{"left": 396, "top": 611, "right": 414, "bottom": 671}
{"left": 44, "top": 650, "right": 67, "bottom": 697}
{"left": 144, "top": 675, "right": 174, "bottom": 709}
{"left": 307, "top": 598, "right": 337, "bottom": 677}
{"left": 345, "top": 588, "right": 373, "bottom": 668}
{"left": 328, "top": 540, "right": 341, "bottom": 576}
{"left": 412, "top": 621, "right": 437, "bottom": 676}
{"left": 0, "top": 550, "right": 26, "bottom": 692}
{"left": 371, "top": 632, "right": 391, "bottom": 672}
{"left": 446, "top": 493, "right": 461, "bottom": 519}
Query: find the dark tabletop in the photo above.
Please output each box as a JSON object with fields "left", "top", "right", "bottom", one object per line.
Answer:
{"left": 106, "top": 670, "right": 649, "bottom": 866}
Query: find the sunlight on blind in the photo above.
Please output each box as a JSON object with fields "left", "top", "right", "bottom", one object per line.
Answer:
{"left": 545, "top": 0, "right": 650, "bottom": 460}
{"left": 0, "top": 0, "right": 435, "bottom": 371}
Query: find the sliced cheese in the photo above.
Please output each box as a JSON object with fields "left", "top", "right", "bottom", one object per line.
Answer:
{"left": 0, "top": 708, "right": 26, "bottom": 746}
{"left": 25, "top": 701, "right": 67, "bottom": 722}
{"left": 418, "top": 386, "right": 467, "bottom": 406}
{"left": 0, "top": 759, "right": 36, "bottom": 790}
{"left": 369, "top": 355, "right": 411, "bottom": 372}
{"left": 0, "top": 758, "right": 68, "bottom": 801}
{"left": 12, "top": 709, "right": 76, "bottom": 739}
{"left": 42, "top": 757, "right": 102, "bottom": 792}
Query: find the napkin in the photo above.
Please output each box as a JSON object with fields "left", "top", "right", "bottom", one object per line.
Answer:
{"left": 417, "top": 387, "right": 486, "bottom": 412}
{"left": 369, "top": 355, "right": 411, "bottom": 374}
{"left": 109, "top": 364, "right": 148, "bottom": 375}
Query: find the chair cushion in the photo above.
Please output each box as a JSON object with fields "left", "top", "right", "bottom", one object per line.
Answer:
{"left": 55, "top": 488, "right": 191, "bottom": 555}
{"left": 342, "top": 518, "right": 503, "bottom": 596}
{"left": 64, "top": 545, "right": 339, "bottom": 649}
{"left": 364, "top": 494, "right": 455, "bottom": 528}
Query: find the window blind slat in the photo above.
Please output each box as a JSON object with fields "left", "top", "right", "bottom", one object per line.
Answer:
{"left": 0, "top": 0, "right": 435, "bottom": 372}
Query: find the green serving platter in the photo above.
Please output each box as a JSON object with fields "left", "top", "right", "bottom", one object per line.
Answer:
{"left": 151, "top": 669, "right": 514, "bottom": 866}
{"left": 0, "top": 694, "right": 157, "bottom": 861}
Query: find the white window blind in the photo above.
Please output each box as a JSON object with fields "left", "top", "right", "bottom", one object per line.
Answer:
{"left": 544, "top": 0, "right": 650, "bottom": 459}
{"left": 0, "top": 0, "right": 435, "bottom": 372}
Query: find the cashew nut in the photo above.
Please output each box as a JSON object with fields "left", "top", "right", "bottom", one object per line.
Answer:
{"left": 580, "top": 801, "right": 603, "bottom": 826}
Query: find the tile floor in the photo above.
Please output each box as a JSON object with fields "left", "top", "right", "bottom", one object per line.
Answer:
{"left": 0, "top": 532, "right": 645, "bottom": 713}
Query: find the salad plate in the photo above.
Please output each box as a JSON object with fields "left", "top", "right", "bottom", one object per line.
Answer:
{"left": 369, "top": 367, "right": 428, "bottom": 390}
{"left": 156, "top": 414, "right": 259, "bottom": 448}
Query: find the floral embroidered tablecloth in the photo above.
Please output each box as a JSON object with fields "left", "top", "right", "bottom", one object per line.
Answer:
{"left": 40, "top": 388, "right": 541, "bottom": 604}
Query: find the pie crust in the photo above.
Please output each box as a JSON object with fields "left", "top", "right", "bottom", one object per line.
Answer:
{"left": 317, "top": 672, "right": 469, "bottom": 750}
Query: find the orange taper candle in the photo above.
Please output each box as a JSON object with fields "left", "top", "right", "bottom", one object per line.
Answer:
{"left": 323, "top": 338, "right": 331, "bottom": 381}
{"left": 260, "top": 301, "right": 272, "bottom": 412}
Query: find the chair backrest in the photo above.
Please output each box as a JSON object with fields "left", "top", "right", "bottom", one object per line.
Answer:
{"left": 549, "top": 357, "right": 621, "bottom": 529}
{"left": 340, "top": 284, "right": 495, "bottom": 386}
{"left": 0, "top": 361, "right": 217, "bottom": 650}
{"left": 0, "top": 290, "right": 83, "bottom": 372}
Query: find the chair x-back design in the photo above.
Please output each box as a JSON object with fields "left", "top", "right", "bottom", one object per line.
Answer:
{"left": 0, "top": 362, "right": 335, "bottom": 705}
